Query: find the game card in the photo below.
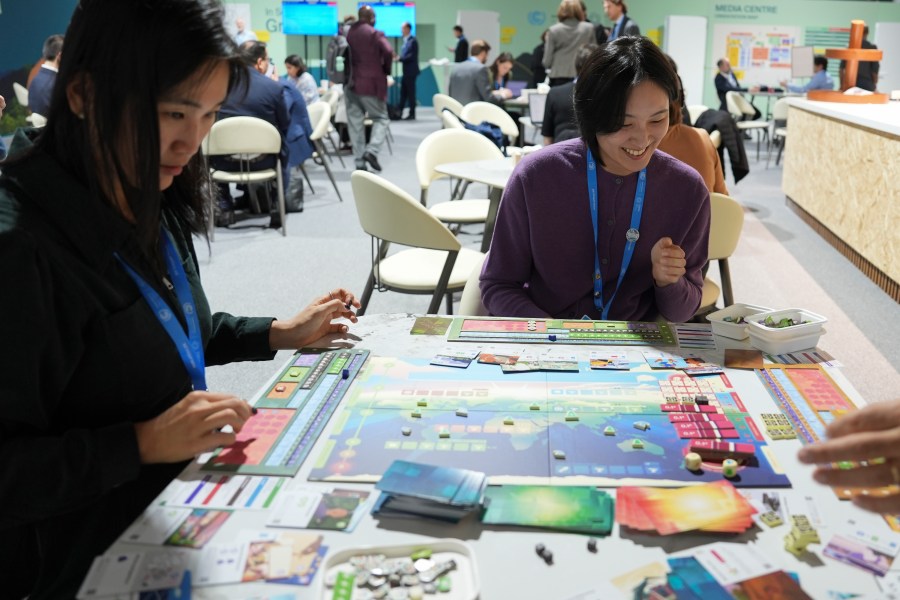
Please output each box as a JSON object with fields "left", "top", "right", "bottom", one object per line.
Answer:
{"left": 694, "top": 542, "right": 779, "bottom": 586}
{"left": 539, "top": 352, "right": 579, "bottom": 372}
{"left": 682, "top": 353, "right": 725, "bottom": 376}
{"left": 430, "top": 347, "right": 480, "bottom": 368}
{"left": 77, "top": 551, "right": 189, "bottom": 598}
{"left": 724, "top": 348, "right": 764, "bottom": 369}
{"left": 120, "top": 506, "right": 194, "bottom": 545}
{"left": 824, "top": 534, "right": 895, "bottom": 576}
{"left": 164, "top": 508, "right": 231, "bottom": 549}
{"left": 308, "top": 488, "right": 371, "bottom": 531}
{"left": 642, "top": 350, "right": 690, "bottom": 369}
{"left": 500, "top": 353, "right": 541, "bottom": 373}
{"left": 237, "top": 530, "right": 325, "bottom": 584}
{"left": 478, "top": 349, "right": 521, "bottom": 365}
{"left": 589, "top": 351, "right": 630, "bottom": 370}
{"left": 730, "top": 571, "right": 812, "bottom": 600}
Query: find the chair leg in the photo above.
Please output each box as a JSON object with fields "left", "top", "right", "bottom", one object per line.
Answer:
{"left": 358, "top": 272, "right": 376, "bottom": 317}
{"left": 427, "top": 251, "right": 458, "bottom": 314}
{"left": 299, "top": 164, "right": 316, "bottom": 194}
{"left": 457, "top": 180, "right": 470, "bottom": 200}
{"left": 719, "top": 258, "right": 734, "bottom": 307}
{"left": 445, "top": 292, "right": 454, "bottom": 315}
{"left": 275, "top": 160, "right": 287, "bottom": 237}
{"left": 326, "top": 133, "right": 346, "bottom": 168}
{"left": 776, "top": 139, "right": 785, "bottom": 166}
{"left": 317, "top": 141, "right": 344, "bottom": 202}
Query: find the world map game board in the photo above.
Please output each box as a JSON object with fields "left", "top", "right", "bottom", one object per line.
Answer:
{"left": 447, "top": 317, "right": 677, "bottom": 346}
{"left": 308, "top": 355, "right": 790, "bottom": 488}
{"left": 201, "top": 348, "right": 369, "bottom": 477}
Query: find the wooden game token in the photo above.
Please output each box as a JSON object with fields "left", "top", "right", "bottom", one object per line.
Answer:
{"left": 530, "top": 403, "right": 541, "bottom": 411}
{"left": 565, "top": 410, "right": 579, "bottom": 422}
{"left": 401, "top": 427, "right": 412, "bottom": 436}
{"left": 633, "top": 421, "right": 650, "bottom": 431}
{"left": 684, "top": 452, "right": 702, "bottom": 472}
{"left": 761, "top": 511, "right": 783, "bottom": 528}
{"left": 552, "top": 450, "right": 566, "bottom": 459}
{"left": 416, "top": 399, "right": 428, "bottom": 407}
{"left": 631, "top": 439, "right": 644, "bottom": 450}
{"left": 503, "top": 416, "right": 514, "bottom": 425}
{"left": 438, "top": 429, "right": 450, "bottom": 439}
{"left": 411, "top": 410, "right": 421, "bottom": 418}
{"left": 722, "top": 458, "right": 739, "bottom": 478}
{"left": 587, "top": 538, "right": 598, "bottom": 553}
{"left": 456, "top": 408, "right": 468, "bottom": 417}
{"left": 603, "top": 426, "right": 616, "bottom": 436}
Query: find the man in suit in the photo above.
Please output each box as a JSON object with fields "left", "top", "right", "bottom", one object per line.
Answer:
{"left": 714, "top": 58, "right": 760, "bottom": 117}
{"left": 603, "top": 0, "right": 639, "bottom": 41}
{"left": 449, "top": 25, "right": 469, "bottom": 63}
{"left": 448, "top": 40, "right": 509, "bottom": 106}
{"left": 28, "top": 34, "right": 64, "bottom": 117}
{"left": 345, "top": 4, "right": 394, "bottom": 172}
{"left": 215, "top": 40, "right": 291, "bottom": 227}
{"left": 397, "top": 22, "right": 419, "bottom": 120}
{"left": 542, "top": 44, "right": 597, "bottom": 145}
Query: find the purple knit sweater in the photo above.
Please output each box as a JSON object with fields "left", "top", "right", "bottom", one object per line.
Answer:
{"left": 480, "top": 138, "right": 710, "bottom": 322}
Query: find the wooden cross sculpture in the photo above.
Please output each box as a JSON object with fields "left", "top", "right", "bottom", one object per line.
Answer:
{"left": 808, "top": 20, "right": 886, "bottom": 104}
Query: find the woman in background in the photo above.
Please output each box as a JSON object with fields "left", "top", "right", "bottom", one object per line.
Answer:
{"left": 0, "top": 1, "right": 357, "bottom": 596}
{"left": 543, "top": 0, "right": 595, "bottom": 87}
{"left": 284, "top": 54, "right": 320, "bottom": 106}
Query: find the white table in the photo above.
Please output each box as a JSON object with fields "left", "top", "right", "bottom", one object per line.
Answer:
{"left": 433, "top": 158, "right": 515, "bottom": 253}
{"left": 96, "top": 314, "right": 890, "bottom": 599}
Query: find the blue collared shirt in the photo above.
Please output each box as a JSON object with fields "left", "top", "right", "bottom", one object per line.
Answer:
{"left": 787, "top": 69, "right": 834, "bottom": 93}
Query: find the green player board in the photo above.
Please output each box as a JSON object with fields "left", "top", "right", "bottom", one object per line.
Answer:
{"left": 446, "top": 317, "right": 676, "bottom": 346}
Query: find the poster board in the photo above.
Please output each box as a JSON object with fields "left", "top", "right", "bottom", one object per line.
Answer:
{"left": 791, "top": 46, "right": 815, "bottom": 79}
{"left": 456, "top": 10, "right": 500, "bottom": 62}
{"left": 712, "top": 24, "right": 802, "bottom": 88}
{"left": 223, "top": 3, "right": 252, "bottom": 40}
{"left": 664, "top": 15, "right": 707, "bottom": 111}
{"left": 873, "top": 22, "right": 900, "bottom": 95}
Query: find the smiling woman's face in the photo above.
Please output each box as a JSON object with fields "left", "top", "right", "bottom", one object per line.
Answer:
{"left": 595, "top": 79, "right": 669, "bottom": 176}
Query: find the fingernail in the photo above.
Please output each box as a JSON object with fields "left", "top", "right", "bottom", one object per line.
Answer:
{"left": 251, "top": 407, "right": 258, "bottom": 415}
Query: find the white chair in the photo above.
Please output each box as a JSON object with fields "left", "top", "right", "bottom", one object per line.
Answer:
{"left": 518, "top": 92, "right": 548, "bottom": 144}
{"left": 13, "top": 82, "right": 28, "bottom": 108}
{"left": 687, "top": 104, "right": 709, "bottom": 126}
{"left": 440, "top": 109, "right": 465, "bottom": 130}
{"left": 461, "top": 101, "right": 519, "bottom": 147}
{"left": 202, "top": 116, "right": 287, "bottom": 238}
{"left": 725, "top": 91, "right": 769, "bottom": 160}
{"left": 319, "top": 88, "right": 345, "bottom": 165}
{"left": 708, "top": 129, "right": 722, "bottom": 150}
{"left": 307, "top": 102, "right": 344, "bottom": 202}
{"left": 416, "top": 129, "right": 505, "bottom": 230}
{"left": 458, "top": 253, "right": 488, "bottom": 316}
{"left": 766, "top": 97, "right": 790, "bottom": 168}
{"left": 433, "top": 93, "right": 463, "bottom": 123}
{"left": 696, "top": 192, "right": 744, "bottom": 315}
{"left": 351, "top": 170, "right": 486, "bottom": 316}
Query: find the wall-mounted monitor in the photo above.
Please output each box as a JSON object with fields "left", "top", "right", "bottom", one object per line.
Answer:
{"left": 359, "top": 2, "right": 415, "bottom": 37}
{"left": 283, "top": 1, "right": 339, "bottom": 36}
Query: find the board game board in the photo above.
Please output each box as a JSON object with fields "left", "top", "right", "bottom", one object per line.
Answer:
{"left": 308, "top": 355, "right": 790, "bottom": 488}
{"left": 447, "top": 317, "right": 677, "bottom": 346}
{"left": 755, "top": 364, "right": 892, "bottom": 500}
{"left": 201, "top": 348, "right": 369, "bottom": 477}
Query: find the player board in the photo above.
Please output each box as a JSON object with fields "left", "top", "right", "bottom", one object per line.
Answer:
{"left": 447, "top": 317, "right": 677, "bottom": 346}
{"left": 201, "top": 348, "right": 368, "bottom": 477}
{"left": 755, "top": 364, "right": 893, "bottom": 500}
{"left": 308, "top": 355, "right": 790, "bottom": 488}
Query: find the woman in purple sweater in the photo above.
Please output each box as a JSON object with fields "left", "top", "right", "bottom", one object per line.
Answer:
{"left": 481, "top": 37, "right": 710, "bottom": 323}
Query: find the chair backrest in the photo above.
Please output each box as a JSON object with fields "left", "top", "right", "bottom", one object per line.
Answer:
{"left": 202, "top": 116, "right": 281, "bottom": 156}
{"left": 321, "top": 88, "right": 341, "bottom": 114}
{"left": 306, "top": 101, "right": 332, "bottom": 141}
{"left": 433, "top": 93, "right": 464, "bottom": 121}
{"left": 724, "top": 91, "right": 744, "bottom": 120}
{"left": 730, "top": 92, "right": 757, "bottom": 118}
{"left": 687, "top": 104, "right": 709, "bottom": 126}
{"left": 708, "top": 129, "right": 722, "bottom": 149}
{"left": 351, "top": 170, "right": 462, "bottom": 252}
{"left": 13, "top": 82, "right": 28, "bottom": 107}
{"left": 30, "top": 113, "right": 47, "bottom": 128}
{"left": 708, "top": 192, "right": 744, "bottom": 261}
{"left": 458, "top": 253, "right": 488, "bottom": 316}
{"left": 771, "top": 97, "right": 790, "bottom": 122}
{"left": 460, "top": 101, "right": 519, "bottom": 140}
{"left": 440, "top": 109, "right": 465, "bottom": 130}
{"left": 415, "top": 128, "right": 506, "bottom": 190}
{"left": 528, "top": 93, "right": 548, "bottom": 127}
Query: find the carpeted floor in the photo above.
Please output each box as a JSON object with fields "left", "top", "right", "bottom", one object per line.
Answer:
{"left": 199, "top": 111, "right": 900, "bottom": 405}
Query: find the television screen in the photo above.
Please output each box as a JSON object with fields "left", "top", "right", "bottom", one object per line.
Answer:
{"left": 359, "top": 2, "right": 415, "bottom": 37}
{"left": 283, "top": 1, "right": 339, "bottom": 36}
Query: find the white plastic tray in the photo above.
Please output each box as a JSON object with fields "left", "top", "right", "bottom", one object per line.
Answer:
{"left": 316, "top": 538, "right": 480, "bottom": 600}
{"left": 745, "top": 308, "right": 827, "bottom": 340}
{"left": 748, "top": 327, "right": 825, "bottom": 354}
{"left": 706, "top": 303, "right": 773, "bottom": 340}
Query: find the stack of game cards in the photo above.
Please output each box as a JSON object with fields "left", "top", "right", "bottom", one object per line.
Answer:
{"left": 372, "top": 460, "right": 487, "bottom": 523}
{"left": 616, "top": 481, "right": 756, "bottom": 535}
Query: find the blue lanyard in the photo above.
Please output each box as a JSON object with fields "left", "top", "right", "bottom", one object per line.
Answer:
{"left": 587, "top": 150, "right": 646, "bottom": 320}
{"left": 115, "top": 228, "right": 207, "bottom": 391}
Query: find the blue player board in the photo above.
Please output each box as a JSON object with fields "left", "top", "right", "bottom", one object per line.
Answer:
{"left": 308, "top": 356, "right": 791, "bottom": 488}
{"left": 201, "top": 348, "right": 369, "bottom": 477}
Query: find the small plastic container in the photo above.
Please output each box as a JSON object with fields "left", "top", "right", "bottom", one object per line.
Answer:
{"left": 747, "top": 327, "right": 825, "bottom": 354}
{"left": 744, "top": 308, "right": 827, "bottom": 340}
{"left": 706, "top": 303, "right": 773, "bottom": 340}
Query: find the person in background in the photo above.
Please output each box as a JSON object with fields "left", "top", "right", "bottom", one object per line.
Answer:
{"left": 781, "top": 55, "right": 834, "bottom": 93}
{"left": 216, "top": 40, "right": 291, "bottom": 228}
{"left": 0, "top": 1, "right": 359, "bottom": 597}
{"left": 542, "top": 43, "right": 597, "bottom": 146}
{"left": 345, "top": 4, "right": 393, "bottom": 172}
{"left": 397, "top": 21, "right": 420, "bottom": 120}
{"left": 233, "top": 16, "right": 257, "bottom": 45}
{"left": 659, "top": 57, "right": 728, "bottom": 195}
{"left": 543, "top": 0, "right": 595, "bottom": 87}
{"left": 481, "top": 37, "right": 710, "bottom": 322}
{"left": 448, "top": 40, "right": 509, "bottom": 106}
{"left": 714, "top": 58, "right": 760, "bottom": 116}
{"left": 798, "top": 400, "right": 900, "bottom": 515}
{"left": 284, "top": 54, "right": 320, "bottom": 105}
{"left": 449, "top": 25, "right": 469, "bottom": 63}
{"left": 280, "top": 77, "right": 315, "bottom": 213}
{"left": 841, "top": 26, "right": 879, "bottom": 91}
{"left": 530, "top": 30, "right": 548, "bottom": 88}
{"left": 490, "top": 52, "right": 515, "bottom": 93}
{"left": 604, "top": 0, "right": 639, "bottom": 41}
{"left": 28, "top": 34, "right": 64, "bottom": 117}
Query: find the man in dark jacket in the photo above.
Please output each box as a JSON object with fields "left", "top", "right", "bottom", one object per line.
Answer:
{"left": 450, "top": 25, "right": 469, "bottom": 63}
{"left": 28, "top": 34, "right": 63, "bottom": 117}
{"left": 397, "top": 21, "right": 419, "bottom": 120}
{"left": 345, "top": 5, "right": 394, "bottom": 172}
